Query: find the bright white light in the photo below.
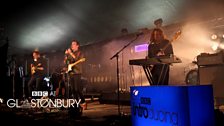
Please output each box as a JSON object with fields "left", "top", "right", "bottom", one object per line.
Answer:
{"left": 18, "top": 12, "right": 75, "bottom": 50}
{"left": 133, "top": 90, "right": 139, "bottom": 96}
{"left": 125, "top": 0, "right": 184, "bottom": 28}
{"left": 0, "top": 98, "right": 3, "bottom": 103}
{"left": 211, "top": 34, "right": 218, "bottom": 40}
{"left": 134, "top": 90, "right": 138, "bottom": 96}
{"left": 211, "top": 42, "right": 219, "bottom": 51}
{"left": 44, "top": 77, "right": 50, "bottom": 82}
{"left": 20, "top": 23, "right": 65, "bottom": 49}
{"left": 219, "top": 43, "right": 224, "bottom": 49}
{"left": 174, "top": 23, "right": 216, "bottom": 63}
{"left": 223, "top": 34, "right": 224, "bottom": 38}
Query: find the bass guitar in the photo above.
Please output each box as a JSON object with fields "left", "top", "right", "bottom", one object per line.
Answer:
{"left": 157, "top": 30, "right": 182, "bottom": 55}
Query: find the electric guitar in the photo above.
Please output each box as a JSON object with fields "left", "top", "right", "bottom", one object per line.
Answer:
{"left": 31, "top": 63, "right": 42, "bottom": 75}
{"left": 67, "top": 58, "right": 86, "bottom": 73}
{"left": 157, "top": 30, "right": 182, "bottom": 55}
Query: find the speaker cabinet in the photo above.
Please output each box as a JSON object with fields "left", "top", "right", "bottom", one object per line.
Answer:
{"left": 199, "top": 66, "right": 224, "bottom": 98}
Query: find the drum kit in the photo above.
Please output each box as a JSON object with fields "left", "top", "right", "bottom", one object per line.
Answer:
{"left": 184, "top": 60, "right": 199, "bottom": 85}
{"left": 44, "top": 67, "right": 69, "bottom": 98}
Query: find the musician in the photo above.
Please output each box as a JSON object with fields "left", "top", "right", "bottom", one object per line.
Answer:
{"left": 64, "top": 40, "right": 86, "bottom": 106}
{"left": 28, "top": 50, "right": 46, "bottom": 98}
{"left": 148, "top": 28, "right": 174, "bottom": 85}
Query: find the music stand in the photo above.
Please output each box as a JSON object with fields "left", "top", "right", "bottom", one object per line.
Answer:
{"left": 110, "top": 33, "right": 142, "bottom": 115}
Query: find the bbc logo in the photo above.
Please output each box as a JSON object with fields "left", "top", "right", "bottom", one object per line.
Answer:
{"left": 32, "top": 91, "right": 48, "bottom": 97}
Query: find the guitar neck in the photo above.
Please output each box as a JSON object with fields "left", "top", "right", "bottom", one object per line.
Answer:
{"left": 69, "top": 58, "right": 85, "bottom": 67}
{"left": 67, "top": 58, "right": 85, "bottom": 73}
{"left": 161, "top": 40, "right": 172, "bottom": 52}
{"left": 161, "top": 30, "right": 181, "bottom": 51}
{"left": 71, "top": 60, "right": 81, "bottom": 66}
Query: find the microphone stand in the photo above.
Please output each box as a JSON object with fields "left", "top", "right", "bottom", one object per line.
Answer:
{"left": 110, "top": 34, "right": 141, "bottom": 116}
{"left": 11, "top": 58, "right": 16, "bottom": 99}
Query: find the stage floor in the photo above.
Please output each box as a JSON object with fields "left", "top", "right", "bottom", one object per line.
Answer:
{"left": 1, "top": 98, "right": 224, "bottom": 126}
{"left": 0, "top": 100, "right": 131, "bottom": 126}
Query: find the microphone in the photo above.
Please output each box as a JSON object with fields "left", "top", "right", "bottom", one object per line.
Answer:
{"left": 136, "top": 32, "right": 144, "bottom": 36}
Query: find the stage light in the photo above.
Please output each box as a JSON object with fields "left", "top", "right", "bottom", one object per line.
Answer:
{"left": 90, "top": 77, "right": 93, "bottom": 83}
{"left": 223, "top": 34, "right": 224, "bottom": 38}
{"left": 0, "top": 98, "right": 3, "bottom": 103}
{"left": 105, "top": 76, "right": 108, "bottom": 82}
{"left": 101, "top": 76, "right": 104, "bottom": 82}
{"left": 134, "top": 44, "right": 148, "bottom": 52}
{"left": 219, "top": 43, "right": 224, "bottom": 49}
{"left": 211, "top": 43, "right": 219, "bottom": 51}
{"left": 97, "top": 76, "right": 100, "bottom": 83}
{"left": 211, "top": 34, "right": 218, "bottom": 40}
{"left": 109, "top": 76, "right": 112, "bottom": 82}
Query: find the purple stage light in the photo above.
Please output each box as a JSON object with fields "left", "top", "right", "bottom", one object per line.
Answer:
{"left": 134, "top": 44, "right": 148, "bottom": 52}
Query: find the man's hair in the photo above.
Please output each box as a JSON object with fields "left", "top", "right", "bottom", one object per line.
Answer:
{"left": 150, "top": 28, "right": 164, "bottom": 42}
{"left": 154, "top": 18, "right": 163, "bottom": 27}
{"left": 72, "top": 39, "right": 80, "bottom": 46}
{"left": 33, "top": 50, "right": 40, "bottom": 55}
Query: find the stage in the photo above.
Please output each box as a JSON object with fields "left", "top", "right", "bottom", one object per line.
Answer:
{"left": 0, "top": 99, "right": 131, "bottom": 126}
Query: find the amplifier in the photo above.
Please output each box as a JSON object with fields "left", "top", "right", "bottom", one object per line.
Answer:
{"left": 197, "top": 52, "right": 224, "bottom": 66}
{"left": 199, "top": 66, "right": 224, "bottom": 99}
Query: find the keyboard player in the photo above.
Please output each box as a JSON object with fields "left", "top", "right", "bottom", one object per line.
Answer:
{"left": 147, "top": 28, "right": 174, "bottom": 85}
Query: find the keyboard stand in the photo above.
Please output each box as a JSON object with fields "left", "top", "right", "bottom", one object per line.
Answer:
{"left": 129, "top": 56, "right": 182, "bottom": 86}
{"left": 143, "top": 66, "right": 155, "bottom": 85}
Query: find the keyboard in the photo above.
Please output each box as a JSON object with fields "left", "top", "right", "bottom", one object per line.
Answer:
{"left": 129, "top": 56, "right": 182, "bottom": 66}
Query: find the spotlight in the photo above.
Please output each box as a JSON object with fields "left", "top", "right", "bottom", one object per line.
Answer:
{"left": 219, "top": 43, "right": 224, "bottom": 49}
{"left": 223, "top": 34, "right": 224, "bottom": 39}
{"left": 0, "top": 98, "right": 3, "bottom": 103}
{"left": 211, "top": 34, "right": 218, "bottom": 40}
{"left": 211, "top": 43, "right": 219, "bottom": 51}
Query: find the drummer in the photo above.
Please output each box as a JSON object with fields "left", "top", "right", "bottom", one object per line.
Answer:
{"left": 51, "top": 69, "right": 66, "bottom": 98}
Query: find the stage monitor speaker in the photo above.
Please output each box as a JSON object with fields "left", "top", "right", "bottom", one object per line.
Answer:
{"left": 199, "top": 65, "right": 224, "bottom": 99}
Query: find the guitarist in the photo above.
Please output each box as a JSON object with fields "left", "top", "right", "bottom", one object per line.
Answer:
{"left": 148, "top": 28, "right": 174, "bottom": 85}
{"left": 64, "top": 40, "right": 86, "bottom": 108}
{"left": 28, "top": 50, "right": 46, "bottom": 99}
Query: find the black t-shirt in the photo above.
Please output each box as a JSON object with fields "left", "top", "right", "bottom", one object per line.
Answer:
{"left": 148, "top": 39, "right": 173, "bottom": 58}
{"left": 31, "top": 58, "right": 47, "bottom": 76}
{"left": 65, "top": 50, "right": 84, "bottom": 74}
